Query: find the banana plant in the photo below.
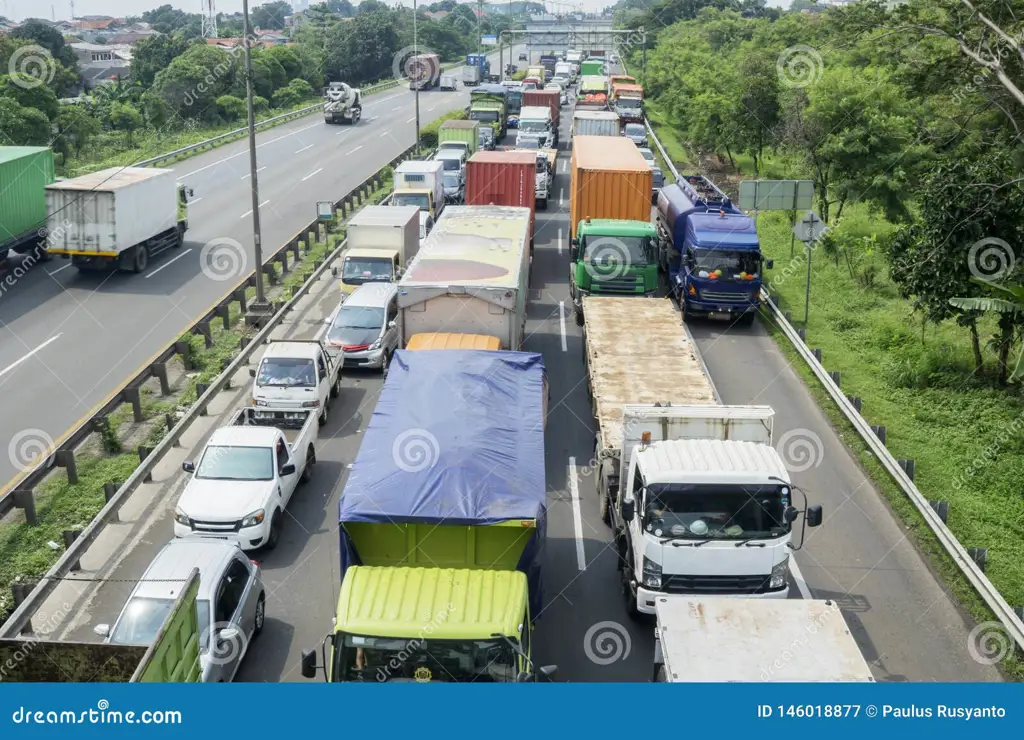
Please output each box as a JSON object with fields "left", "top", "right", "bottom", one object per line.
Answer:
{"left": 950, "top": 277, "right": 1024, "bottom": 383}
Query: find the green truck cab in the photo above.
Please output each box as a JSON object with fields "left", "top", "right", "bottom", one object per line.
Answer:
{"left": 569, "top": 219, "right": 660, "bottom": 325}
{"left": 469, "top": 85, "right": 508, "bottom": 143}
{"left": 301, "top": 349, "right": 555, "bottom": 683}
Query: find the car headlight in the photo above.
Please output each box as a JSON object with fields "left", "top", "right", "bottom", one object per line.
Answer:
{"left": 641, "top": 557, "right": 662, "bottom": 589}
{"left": 301, "top": 400, "right": 320, "bottom": 408}
{"left": 769, "top": 558, "right": 790, "bottom": 590}
{"left": 241, "top": 509, "right": 266, "bottom": 528}
{"left": 174, "top": 508, "right": 190, "bottom": 526}
{"left": 371, "top": 337, "right": 382, "bottom": 350}
{"left": 254, "top": 398, "right": 268, "bottom": 407}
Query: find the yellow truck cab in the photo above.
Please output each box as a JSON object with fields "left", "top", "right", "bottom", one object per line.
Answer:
{"left": 391, "top": 188, "right": 439, "bottom": 221}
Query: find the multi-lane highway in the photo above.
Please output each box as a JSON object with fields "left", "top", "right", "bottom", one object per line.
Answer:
{"left": 55, "top": 68, "right": 1002, "bottom": 682}
{"left": 0, "top": 49, "right": 519, "bottom": 487}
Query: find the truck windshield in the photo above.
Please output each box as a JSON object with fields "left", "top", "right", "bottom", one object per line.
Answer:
{"left": 519, "top": 119, "right": 548, "bottom": 133}
{"left": 435, "top": 156, "right": 461, "bottom": 171}
{"left": 197, "top": 445, "right": 275, "bottom": 481}
{"left": 625, "top": 124, "right": 645, "bottom": 136}
{"left": 642, "top": 483, "right": 790, "bottom": 539}
{"left": 617, "top": 98, "right": 642, "bottom": 109}
{"left": 257, "top": 358, "right": 316, "bottom": 388}
{"left": 343, "top": 256, "right": 392, "bottom": 284}
{"left": 334, "top": 634, "right": 518, "bottom": 682}
{"left": 392, "top": 193, "right": 430, "bottom": 211}
{"left": 110, "top": 597, "right": 175, "bottom": 645}
{"left": 582, "top": 235, "right": 653, "bottom": 267}
{"left": 470, "top": 110, "right": 499, "bottom": 123}
{"left": 691, "top": 249, "right": 761, "bottom": 277}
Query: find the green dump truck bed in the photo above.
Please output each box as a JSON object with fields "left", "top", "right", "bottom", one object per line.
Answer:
{"left": 0, "top": 146, "right": 55, "bottom": 255}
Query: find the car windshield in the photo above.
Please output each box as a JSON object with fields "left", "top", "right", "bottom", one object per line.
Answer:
{"left": 691, "top": 248, "right": 761, "bottom": 277}
{"left": 582, "top": 235, "right": 653, "bottom": 267}
{"left": 331, "top": 305, "right": 385, "bottom": 332}
{"left": 257, "top": 357, "right": 316, "bottom": 388}
{"left": 342, "top": 256, "right": 392, "bottom": 284}
{"left": 470, "top": 110, "right": 499, "bottom": 122}
{"left": 436, "top": 156, "right": 461, "bottom": 171}
{"left": 443, "top": 172, "right": 460, "bottom": 188}
{"left": 196, "top": 445, "right": 274, "bottom": 481}
{"left": 642, "top": 484, "right": 790, "bottom": 540}
{"left": 519, "top": 119, "right": 548, "bottom": 133}
{"left": 392, "top": 193, "right": 430, "bottom": 211}
{"left": 110, "top": 597, "right": 175, "bottom": 645}
{"left": 639, "top": 149, "right": 655, "bottom": 162}
{"left": 625, "top": 124, "right": 645, "bottom": 135}
{"left": 334, "top": 634, "right": 519, "bottom": 683}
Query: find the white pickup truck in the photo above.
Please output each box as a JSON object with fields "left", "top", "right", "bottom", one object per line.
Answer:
{"left": 250, "top": 340, "right": 342, "bottom": 426}
{"left": 173, "top": 407, "right": 317, "bottom": 551}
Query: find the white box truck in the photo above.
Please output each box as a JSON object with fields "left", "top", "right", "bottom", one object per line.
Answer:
{"left": 45, "top": 167, "right": 191, "bottom": 273}
{"left": 652, "top": 597, "right": 875, "bottom": 682}
{"left": 397, "top": 205, "right": 531, "bottom": 350}
{"left": 333, "top": 205, "right": 420, "bottom": 296}
{"left": 573, "top": 110, "right": 620, "bottom": 138}
{"left": 392, "top": 160, "right": 445, "bottom": 221}
{"left": 582, "top": 296, "right": 823, "bottom": 616}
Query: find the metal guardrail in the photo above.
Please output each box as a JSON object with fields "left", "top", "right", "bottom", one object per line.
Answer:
{"left": 0, "top": 145, "right": 415, "bottom": 636}
{"left": 628, "top": 48, "right": 1024, "bottom": 653}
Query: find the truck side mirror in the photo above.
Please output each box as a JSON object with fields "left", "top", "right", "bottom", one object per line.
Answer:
{"left": 331, "top": 266, "right": 339, "bottom": 278}
{"left": 182, "top": 460, "right": 195, "bottom": 473}
{"left": 806, "top": 504, "right": 823, "bottom": 527}
{"left": 300, "top": 649, "right": 318, "bottom": 679}
{"left": 765, "top": 259, "right": 774, "bottom": 270}
{"left": 249, "top": 368, "right": 257, "bottom": 378}
{"left": 539, "top": 664, "right": 558, "bottom": 679}
{"left": 622, "top": 498, "right": 635, "bottom": 522}
{"left": 569, "top": 245, "right": 578, "bottom": 261}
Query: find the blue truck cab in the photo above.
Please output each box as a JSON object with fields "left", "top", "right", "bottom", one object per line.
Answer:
{"left": 656, "top": 176, "right": 773, "bottom": 324}
{"left": 466, "top": 53, "right": 491, "bottom": 80}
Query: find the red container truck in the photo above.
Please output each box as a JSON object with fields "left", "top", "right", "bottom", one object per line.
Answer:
{"left": 408, "top": 53, "right": 441, "bottom": 90}
{"left": 465, "top": 150, "right": 537, "bottom": 249}
{"left": 522, "top": 89, "right": 560, "bottom": 129}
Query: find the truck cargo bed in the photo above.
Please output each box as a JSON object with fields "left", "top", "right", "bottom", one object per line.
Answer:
{"left": 583, "top": 297, "right": 716, "bottom": 455}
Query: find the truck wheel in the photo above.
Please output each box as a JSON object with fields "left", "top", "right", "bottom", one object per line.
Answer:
{"left": 252, "top": 593, "right": 265, "bottom": 638}
{"left": 131, "top": 245, "right": 149, "bottom": 274}
{"left": 265, "top": 511, "right": 283, "bottom": 550}
{"left": 622, "top": 558, "right": 639, "bottom": 615}
{"left": 319, "top": 403, "right": 329, "bottom": 427}
{"left": 381, "top": 351, "right": 391, "bottom": 378}
{"left": 330, "top": 375, "right": 341, "bottom": 399}
{"left": 600, "top": 488, "right": 610, "bottom": 526}
{"left": 300, "top": 446, "right": 316, "bottom": 483}
{"left": 575, "top": 304, "right": 584, "bottom": 327}
{"left": 538, "top": 198, "right": 547, "bottom": 211}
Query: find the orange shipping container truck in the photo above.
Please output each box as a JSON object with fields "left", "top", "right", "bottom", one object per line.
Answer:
{"left": 569, "top": 136, "right": 653, "bottom": 240}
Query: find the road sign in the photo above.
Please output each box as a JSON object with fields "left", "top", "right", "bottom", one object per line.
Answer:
{"left": 794, "top": 211, "right": 827, "bottom": 243}
{"left": 482, "top": 35, "right": 498, "bottom": 45}
{"left": 739, "top": 179, "right": 814, "bottom": 212}
{"left": 316, "top": 201, "right": 334, "bottom": 221}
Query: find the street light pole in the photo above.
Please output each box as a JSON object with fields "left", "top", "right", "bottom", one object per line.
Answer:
{"left": 242, "top": 0, "right": 270, "bottom": 322}
{"left": 413, "top": 0, "right": 420, "bottom": 150}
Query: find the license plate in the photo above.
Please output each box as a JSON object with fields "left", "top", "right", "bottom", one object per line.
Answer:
{"left": 709, "top": 311, "right": 732, "bottom": 320}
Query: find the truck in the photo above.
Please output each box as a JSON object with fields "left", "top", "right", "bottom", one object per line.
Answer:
{"left": 577, "top": 75, "right": 609, "bottom": 109}
{"left": 522, "top": 89, "right": 560, "bottom": 137}
{"left": 465, "top": 53, "right": 491, "bottom": 84}
{"left": 392, "top": 160, "right": 445, "bottom": 221}
{"left": 408, "top": 52, "right": 441, "bottom": 90}
{"left": 522, "top": 148, "right": 555, "bottom": 211}
{"left": 323, "top": 81, "right": 363, "bottom": 124}
{"left": 397, "top": 205, "right": 531, "bottom": 350}
{"left": 539, "top": 54, "right": 558, "bottom": 71}
{"left": 656, "top": 176, "right": 773, "bottom": 324}
{"left": 0, "top": 146, "right": 54, "bottom": 263}
{"left": 466, "top": 150, "right": 537, "bottom": 233}
{"left": 609, "top": 74, "right": 637, "bottom": 88}
{"left": 573, "top": 110, "right": 620, "bottom": 138}
{"left": 580, "top": 58, "right": 605, "bottom": 77}
{"left": 174, "top": 407, "right": 317, "bottom": 551}
{"left": 653, "top": 598, "right": 874, "bottom": 682}
{"left": 612, "top": 83, "right": 644, "bottom": 122}
{"left": 516, "top": 105, "right": 555, "bottom": 149}
{"left": 250, "top": 339, "right": 343, "bottom": 426}
{"left": 45, "top": 167, "right": 191, "bottom": 274}
{"left": 333, "top": 205, "right": 420, "bottom": 296}
{"left": 438, "top": 119, "right": 480, "bottom": 158}
{"left": 554, "top": 61, "right": 572, "bottom": 85}
{"left": 581, "top": 297, "right": 823, "bottom": 617}
{"left": 299, "top": 348, "right": 554, "bottom": 683}
{"left": 462, "top": 63, "right": 481, "bottom": 87}
{"left": 469, "top": 84, "right": 508, "bottom": 145}
{"left": 526, "top": 65, "right": 546, "bottom": 81}
{"left": 0, "top": 569, "right": 201, "bottom": 682}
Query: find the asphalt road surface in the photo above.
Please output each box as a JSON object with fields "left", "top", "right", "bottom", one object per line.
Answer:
{"left": 60, "top": 92, "right": 1001, "bottom": 683}
{"left": 0, "top": 47, "right": 521, "bottom": 488}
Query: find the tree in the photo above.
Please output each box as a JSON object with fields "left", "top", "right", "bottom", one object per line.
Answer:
{"left": 131, "top": 34, "right": 194, "bottom": 88}
{"left": 252, "top": 0, "right": 293, "bottom": 29}
{"left": 152, "top": 45, "right": 236, "bottom": 122}
{"left": 11, "top": 19, "right": 78, "bottom": 72}
{"left": 358, "top": 0, "right": 390, "bottom": 15}
{"left": 52, "top": 105, "right": 102, "bottom": 158}
{"left": 1, "top": 74, "right": 60, "bottom": 120}
{"left": 0, "top": 98, "right": 51, "bottom": 146}
{"left": 272, "top": 78, "right": 315, "bottom": 108}
{"left": 324, "top": 9, "right": 400, "bottom": 84}
{"left": 142, "top": 4, "right": 201, "bottom": 36}
{"left": 107, "top": 102, "right": 144, "bottom": 147}
{"left": 734, "top": 49, "right": 780, "bottom": 173}
{"left": 217, "top": 94, "right": 247, "bottom": 120}
{"left": 951, "top": 279, "right": 1024, "bottom": 385}
{"left": 325, "top": 0, "right": 355, "bottom": 15}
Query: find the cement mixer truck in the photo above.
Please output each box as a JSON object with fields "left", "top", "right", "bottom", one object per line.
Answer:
{"left": 324, "top": 82, "right": 363, "bottom": 125}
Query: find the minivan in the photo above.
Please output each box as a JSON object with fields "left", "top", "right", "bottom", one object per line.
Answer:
{"left": 323, "top": 282, "right": 400, "bottom": 375}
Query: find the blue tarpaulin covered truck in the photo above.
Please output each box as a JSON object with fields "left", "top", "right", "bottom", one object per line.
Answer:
{"left": 655, "top": 175, "right": 773, "bottom": 325}
{"left": 465, "top": 53, "right": 492, "bottom": 84}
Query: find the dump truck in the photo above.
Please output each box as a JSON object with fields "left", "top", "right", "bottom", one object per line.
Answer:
{"left": 612, "top": 83, "right": 644, "bottom": 122}
{"left": 323, "top": 82, "right": 363, "bottom": 124}
{"left": 469, "top": 85, "right": 508, "bottom": 144}
{"left": 45, "top": 167, "right": 191, "bottom": 273}
{"left": 408, "top": 53, "right": 441, "bottom": 90}
{"left": 522, "top": 89, "right": 560, "bottom": 134}
{"left": 581, "top": 296, "right": 822, "bottom": 617}
{"left": 580, "top": 59, "right": 605, "bottom": 77}
{"left": 653, "top": 598, "right": 874, "bottom": 682}
{"left": 0, "top": 146, "right": 55, "bottom": 263}
{"left": 438, "top": 119, "right": 480, "bottom": 157}
{"left": 333, "top": 205, "right": 420, "bottom": 296}
{"left": 300, "top": 348, "right": 554, "bottom": 683}
{"left": 573, "top": 110, "right": 620, "bottom": 138}
{"left": 0, "top": 569, "right": 201, "bottom": 681}
{"left": 577, "top": 75, "right": 609, "bottom": 109}
{"left": 398, "top": 205, "right": 531, "bottom": 350}
{"left": 656, "top": 176, "right": 772, "bottom": 324}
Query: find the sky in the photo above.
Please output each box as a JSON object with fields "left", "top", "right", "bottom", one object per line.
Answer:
{"left": 2, "top": 0, "right": 789, "bottom": 23}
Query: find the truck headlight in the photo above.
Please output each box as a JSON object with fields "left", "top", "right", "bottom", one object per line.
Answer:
{"left": 769, "top": 558, "right": 790, "bottom": 590}
{"left": 174, "top": 508, "right": 190, "bottom": 526}
{"left": 301, "top": 400, "right": 320, "bottom": 408}
{"left": 254, "top": 397, "right": 268, "bottom": 407}
{"left": 242, "top": 509, "right": 266, "bottom": 528}
{"left": 641, "top": 557, "right": 662, "bottom": 589}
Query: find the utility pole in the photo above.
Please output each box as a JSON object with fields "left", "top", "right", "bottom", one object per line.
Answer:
{"left": 242, "top": 0, "right": 270, "bottom": 324}
{"left": 413, "top": 0, "right": 420, "bottom": 150}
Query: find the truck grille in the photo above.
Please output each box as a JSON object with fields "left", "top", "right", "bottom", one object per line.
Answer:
{"left": 593, "top": 275, "right": 643, "bottom": 294}
{"left": 190, "top": 519, "right": 243, "bottom": 534}
{"left": 662, "top": 573, "right": 772, "bottom": 595}
{"left": 700, "top": 291, "right": 748, "bottom": 302}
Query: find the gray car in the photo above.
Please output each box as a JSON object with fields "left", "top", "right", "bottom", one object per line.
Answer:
{"left": 95, "top": 538, "right": 265, "bottom": 683}
{"left": 324, "top": 282, "right": 401, "bottom": 375}
{"left": 623, "top": 122, "right": 648, "bottom": 147}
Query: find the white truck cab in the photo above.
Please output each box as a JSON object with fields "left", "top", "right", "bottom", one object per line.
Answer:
{"left": 250, "top": 340, "right": 341, "bottom": 426}
{"left": 614, "top": 405, "right": 823, "bottom": 616}
{"left": 516, "top": 105, "right": 554, "bottom": 149}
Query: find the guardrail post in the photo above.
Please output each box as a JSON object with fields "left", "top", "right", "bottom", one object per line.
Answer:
{"left": 871, "top": 425, "right": 886, "bottom": 444}
{"left": 233, "top": 288, "right": 248, "bottom": 313}
{"left": 1015, "top": 606, "right": 1024, "bottom": 621}
{"left": 847, "top": 395, "right": 862, "bottom": 412}
{"left": 152, "top": 362, "right": 171, "bottom": 395}
{"left": 122, "top": 387, "right": 143, "bottom": 422}
{"left": 103, "top": 482, "right": 120, "bottom": 521}
{"left": 829, "top": 371, "right": 840, "bottom": 386}
{"left": 812, "top": 348, "right": 822, "bottom": 363}
{"left": 263, "top": 263, "right": 279, "bottom": 286}
{"left": 174, "top": 339, "right": 193, "bottom": 370}
{"left": 897, "top": 458, "right": 916, "bottom": 481}
{"left": 277, "top": 252, "right": 290, "bottom": 275}
{"left": 221, "top": 358, "right": 233, "bottom": 388}
{"left": 11, "top": 583, "right": 36, "bottom": 634}
{"left": 62, "top": 529, "right": 83, "bottom": 571}
{"left": 196, "top": 383, "right": 210, "bottom": 415}
{"left": 194, "top": 321, "right": 213, "bottom": 349}
{"left": 54, "top": 449, "right": 78, "bottom": 485}
{"left": 797, "top": 327, "right": 806, "bottom": 342}
{"left": 784, "top": 311, "right": 792, "bottom": 323}
{"left": 290, "top": 242, "right": 300, "bottom": 261}
{"left": 138, "top": 446, "right": 153, "bottom": 483}
{"left": 12, "top": 490, "right": 37, "bottom": 525}
{"left": 215, "top": 304, "right": 231, "bottom": 330}
{"left": 929, "top": 499, "right": 949, "bottom": 523}
{"left": 967, "top": 547, "right": 988, "bottom": 572}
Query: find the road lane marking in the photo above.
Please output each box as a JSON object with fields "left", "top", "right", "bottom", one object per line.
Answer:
{"left": 558, "top": 299, "right": 567, "bottom": 352}
{"left": 406, "top": 117, "right": 415, "bottom": 123}
{"left": 380, "top": 131, "right": 391, "bottom": 138}
{"left": 301, "top": 168, "right": 323, "bottom": 181}
{"left": 346, "top": 145, "right": 362, "bottom": 155}
{"left": 557, "top": 228, "right": 563, "bottom": 255}
{"left": 241, "top": 166, "right": 266, "bottom": 179}
{"left": 295, "top": 144, "right": 313, "bottom": 154}
{"left": 189, "top": 196, "right": 203, "bottom": 204}
{"left": 182, "top": 121, "right": 321, "bottom": 177}
{"left": 392, "top": 105, "right": 402, "bottom": 111}
{"left": 0, "top": 334, "right": 63, "bottom": 380}
{"left": 559, "top": 188, "right": 564, "bottom": 207}
{"left": 427, "top": 105, "right": 436, "bottom": 111}
{"left": 47, "top": 264, "right": 71, "bottom": 276}
{"left": 568, "top": 457, "right": 586, "bottom": 571}
{"left": 144, "top": 248, "right": 193, "bottom": 279}
{"left": 240, "top": 199, "right": 270, "bottom": 218}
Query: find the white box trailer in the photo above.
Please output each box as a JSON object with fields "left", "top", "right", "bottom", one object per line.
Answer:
{"left": 573, "top": 110, "right": 620, "bottom": 138}
{"left": 335, "top": 205, "right": 420, "bottom": 295}
{"left": 392, "top": 160, "right": 445, "bottom": 220}
{"left": 653, "top": 597, "right": 875, "bottom": 682}
{"left": 398, "top": 205, "right": 531, "bottom": 350}
{"left": 45, "top": 167, "right": 188, "bottom": 273}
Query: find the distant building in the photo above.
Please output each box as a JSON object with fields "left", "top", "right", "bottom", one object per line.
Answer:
{"left": 423, "top": 10, "right": 449, "bottom": 19}
{"left": 70, "top": 42, "right": 132, "bottom": 65}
